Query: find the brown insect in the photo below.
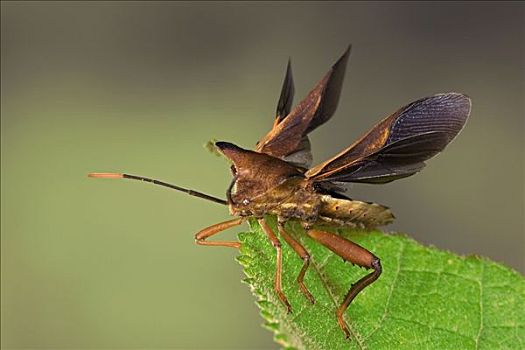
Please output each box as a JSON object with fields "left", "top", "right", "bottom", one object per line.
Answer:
{"left": 89, "top": 45, "right": 471, "bottom": 338}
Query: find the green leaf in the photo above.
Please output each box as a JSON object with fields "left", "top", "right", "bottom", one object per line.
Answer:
{"left": 237, "top": 217, "right": 525, "bottom": 350}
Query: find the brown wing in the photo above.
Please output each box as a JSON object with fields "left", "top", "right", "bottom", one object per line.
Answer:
{"left": 269, "top": 59, "right": 313, "bottom": 168}
{"left": 256, "top": 46, "right": 351, "bottom": 167}
{"left": 306, "top": 93, "right": 471, "bottom": 183}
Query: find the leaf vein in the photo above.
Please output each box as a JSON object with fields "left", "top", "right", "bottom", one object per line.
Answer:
{"left": 389, "top": 315, "right": 476, "bottom": 344}
{"left": 475, "top": 263, "right": 485, "bottom": 349}
{"left": 363, "top": 239, "right": 405, "bottom": 341}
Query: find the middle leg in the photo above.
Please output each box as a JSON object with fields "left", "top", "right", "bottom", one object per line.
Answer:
{"left": 278, "top": 222, "right": 315, "bottom": 304}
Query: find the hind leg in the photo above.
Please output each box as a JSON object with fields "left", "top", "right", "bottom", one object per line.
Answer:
{"left": 307, "top": 229, "right": 382, "bottom": 339}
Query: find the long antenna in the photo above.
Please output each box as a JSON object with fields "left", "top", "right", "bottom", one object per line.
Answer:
{"left": 88, "top": 173, "right": 228, "bottom": 205}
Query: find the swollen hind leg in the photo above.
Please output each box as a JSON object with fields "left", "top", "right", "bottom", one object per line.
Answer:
{"left": 307, "top": 229, "right": 382, "bottom": 339}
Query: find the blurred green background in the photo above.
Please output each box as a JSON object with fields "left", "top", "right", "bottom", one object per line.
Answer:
{"left": 1, "top": 2, "right": 523, "bottom": 349}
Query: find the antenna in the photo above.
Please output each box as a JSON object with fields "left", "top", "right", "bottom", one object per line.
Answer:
{"left": 88, "top": 173, "right": 228, "bottom": 205}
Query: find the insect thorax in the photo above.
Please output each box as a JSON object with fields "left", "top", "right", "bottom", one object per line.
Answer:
{"left": 229, "top": 177, "right": 394, "bottom": 229}
{"left": 229, "top": 178, "right": 320, "bottom": 223}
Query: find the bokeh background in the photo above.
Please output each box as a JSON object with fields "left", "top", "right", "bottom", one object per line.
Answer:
{"left": 2, "top": 2, "right": 524, "bottom": 349}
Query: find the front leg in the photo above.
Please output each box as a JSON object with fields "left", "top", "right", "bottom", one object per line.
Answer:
{"left": 194, "top": 218, "right": 243, "bottom": 248}
{"left": 259, "top": 218, "right": 292, "bottom": 313}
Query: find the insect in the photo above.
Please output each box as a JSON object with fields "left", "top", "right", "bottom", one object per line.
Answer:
{"left": 89, "top": 45, "right": 471, "bottom": 338}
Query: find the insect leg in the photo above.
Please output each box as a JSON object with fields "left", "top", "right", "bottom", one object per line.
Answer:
{"left": 259, "top": 218, "right": 292, "bottom": 313}
{"left": 278, "top": 223, "right": 315, "bottom": 304}
{"left": 307, "top": 229, "right": 382, "bottom": 339}
{"left": 195, "top": 218, "right": 243, "bottom": 249}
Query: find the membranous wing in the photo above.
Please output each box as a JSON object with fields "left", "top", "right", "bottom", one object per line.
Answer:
{"left": 256, "top": 46, "right": 351, "bottom": 168}
{"left": 306, "top": 93, "right": 471, "bottom": 183}
{"left": 275, "top": 59, "right": 295, "bottom": 124}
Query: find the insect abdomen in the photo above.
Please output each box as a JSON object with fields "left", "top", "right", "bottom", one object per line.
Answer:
{"left": 318, "top": 195, "right": 394, "bottom": 229}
